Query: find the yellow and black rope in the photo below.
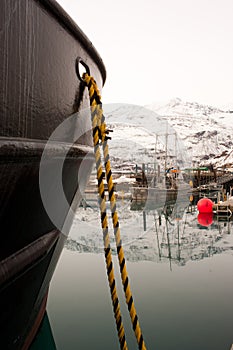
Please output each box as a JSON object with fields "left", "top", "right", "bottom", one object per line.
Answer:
{"left": 84, "top": 74, "right": 127, "bottom": 350}
{"left": 83, "top": 73, "right": 147, "bottom": 350}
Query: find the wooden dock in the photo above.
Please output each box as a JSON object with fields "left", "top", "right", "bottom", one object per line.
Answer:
{"left": 213, "top": 198, "right": 233, "bottom": 219}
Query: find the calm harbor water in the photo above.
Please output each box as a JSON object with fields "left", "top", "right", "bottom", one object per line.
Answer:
{"left": 47, "top": 203, "right": 233, "bottom": 350}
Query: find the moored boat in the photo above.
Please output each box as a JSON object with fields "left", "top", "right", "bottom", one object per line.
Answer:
{"left": 0, "top": 0, "right": 106, "bottom": 348}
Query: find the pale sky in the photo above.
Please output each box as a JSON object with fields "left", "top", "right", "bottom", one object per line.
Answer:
{"left": 57, "top": 0, "right": 233, "bottom": 108}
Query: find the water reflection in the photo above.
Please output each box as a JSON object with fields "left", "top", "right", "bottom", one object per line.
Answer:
{"left": 65, "top": 195, "right": 233, "bottom": 268}
{"left": 48, "top": 192, "right": 233, "bottom": 350}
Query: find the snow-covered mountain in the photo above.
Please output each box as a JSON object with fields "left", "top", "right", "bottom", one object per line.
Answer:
{"left": 103, "top": 99, "right": 233, "bottom": 170}
{"left": 148, "top": 98, "right": 233, "bottom": 167}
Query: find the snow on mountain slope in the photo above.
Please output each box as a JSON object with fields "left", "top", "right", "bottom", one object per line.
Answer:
{"left": 103, "top": 99, "right": 233, "bottom": 169}
{"left": 104, "top": 103, "right": 190, "bottom": 171}
{"left": 147, "top": 98, "right": 233, "bottom": 167}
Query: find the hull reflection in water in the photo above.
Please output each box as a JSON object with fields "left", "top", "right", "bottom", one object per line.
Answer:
{"left": 30, "top": 312, "right": 56, "bottom": 350}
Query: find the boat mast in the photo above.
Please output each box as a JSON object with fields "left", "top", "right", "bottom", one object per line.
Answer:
{"left": 164, "top": 122, "right": 168, "bottom": 172}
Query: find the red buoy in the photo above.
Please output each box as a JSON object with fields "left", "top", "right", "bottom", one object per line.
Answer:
{"left": 197, "top": 198, "right": 213, "bottom": 213}
{"left": 197, "top": 212, "right": 213, "bottom": 227}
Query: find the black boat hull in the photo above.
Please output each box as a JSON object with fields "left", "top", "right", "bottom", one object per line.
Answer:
{"left": 0, "top": 0, "right": 105, "bottom": 142}
{"left": 0, "top": 0, "right": 106, "bottom": 348}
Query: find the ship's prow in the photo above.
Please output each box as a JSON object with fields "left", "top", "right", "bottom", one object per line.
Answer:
{"left": 0, "top": 0, "right": 106, "bottom": 348}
